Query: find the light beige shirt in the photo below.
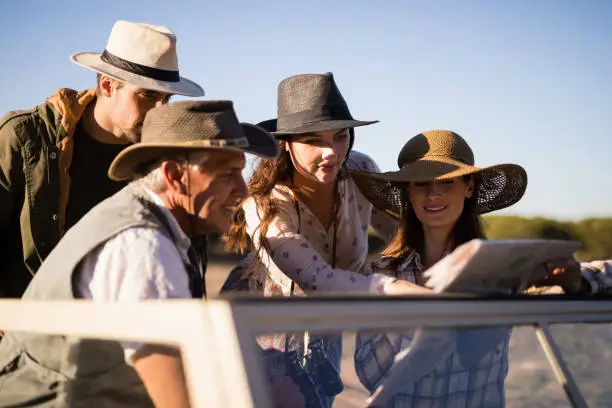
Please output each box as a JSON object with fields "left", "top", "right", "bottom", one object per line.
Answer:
{"left": 75, "top": 188, "right": 191, "bottom": 363}
{"left": 237, "top": 151, "right": 399, "bottom": 297}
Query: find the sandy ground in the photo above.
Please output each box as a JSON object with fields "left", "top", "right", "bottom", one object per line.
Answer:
{"left": 206, "top": 260, "right": 368, "bottom": 407}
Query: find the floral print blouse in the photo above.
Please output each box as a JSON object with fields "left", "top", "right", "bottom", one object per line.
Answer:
{"left": 222, "top": 151, "right": 399, "bottom": 298}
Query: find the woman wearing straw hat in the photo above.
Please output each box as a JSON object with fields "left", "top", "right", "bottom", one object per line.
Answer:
{"left": 349, "top": 130, "right": 588, "bottom": 407}
{"left": 222, "top": 72, "right": 430, "bottom": 407}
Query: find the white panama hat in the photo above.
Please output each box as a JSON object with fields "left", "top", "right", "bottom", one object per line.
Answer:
{"left": 71, "top": 20, "right": 204, "bottom": 97}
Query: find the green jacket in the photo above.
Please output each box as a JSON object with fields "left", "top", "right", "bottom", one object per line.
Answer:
{"left": 0, "top": 88, "right": 96, "bottom": 297}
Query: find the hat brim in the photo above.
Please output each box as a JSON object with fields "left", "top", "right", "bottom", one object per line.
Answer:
{"left": 272, "top": 119, "right": 378, "bottom": 136}
{"left": 71, "top": 52, "right": 205, "bottom": 97}
{"left": 350, "top": 158, "right": 527, "bottom": 218}
{"left": 108, "top": 123, "right": 279, "bottom": 181}
{"left": 256, "top": 118, "right": 278, "bottom": 133}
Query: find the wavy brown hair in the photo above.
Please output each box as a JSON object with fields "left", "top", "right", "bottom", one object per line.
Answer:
{"left": 382, "top": 175, "right": 486, "bottom": 263}
{"left": 224, "top": 138, "right": 293, "bottom": 254}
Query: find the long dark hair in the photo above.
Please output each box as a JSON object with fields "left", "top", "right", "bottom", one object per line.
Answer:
{"left": 382, "top": 175, "right": 486, "bottom": 262}
{"left": 224, "top": 128, "right": 355, "bottom": 254}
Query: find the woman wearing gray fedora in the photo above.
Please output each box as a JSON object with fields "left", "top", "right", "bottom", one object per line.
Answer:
{"left": 222, "top": 72, "right": 430, "bottom": 407}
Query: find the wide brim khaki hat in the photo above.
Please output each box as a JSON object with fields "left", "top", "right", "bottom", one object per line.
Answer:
{"left": 71, "top": 20, "right": 204, "bottom": 97}
{"left": 109, "top": 101, "right": 279, "bottom": 181}
{"left": 350, "top": 130, "right": 528, "bottom": 218}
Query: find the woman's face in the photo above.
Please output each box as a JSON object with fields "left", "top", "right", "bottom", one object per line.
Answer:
{"left": 287, "top": 128, "right": 350, "bottom": 185}
{"left": 407, "top": 177, "right": 474, "bottom": 230}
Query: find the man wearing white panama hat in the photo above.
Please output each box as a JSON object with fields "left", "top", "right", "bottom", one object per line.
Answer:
{"left": 0, "top": 20, "right": 204, "bottom": 298}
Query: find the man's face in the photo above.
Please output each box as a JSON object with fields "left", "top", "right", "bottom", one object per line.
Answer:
{"left": 182, "top": 151, "right": 248, "bottom": 235}
{"left": 104, "top": 80, "right": 171, "bottom": 143}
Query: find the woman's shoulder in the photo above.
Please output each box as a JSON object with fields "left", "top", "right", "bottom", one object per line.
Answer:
{"left": 344, "top": 150, "right": 382, "bottom": 173}
{"left": 371, "top": 250, "right": 421, "bottom": 277}
{"left": 371, "top": 255, "right": 398, "bottom": 273}
{"left": 342, "top": 151, "right": 383, "bottom": 202}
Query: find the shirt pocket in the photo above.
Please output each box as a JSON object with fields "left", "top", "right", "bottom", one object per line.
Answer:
{"left": 0, "top": 350, "right": 66, "bottom": 406}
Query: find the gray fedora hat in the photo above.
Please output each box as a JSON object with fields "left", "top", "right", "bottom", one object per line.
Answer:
{"left": 108, "top": 100, "right": 279, "bottom": 181}
{"left": 271, "top": 72, "right": 378, "bottom": 136}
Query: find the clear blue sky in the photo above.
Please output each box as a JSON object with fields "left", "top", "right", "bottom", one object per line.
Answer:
{"left": 2, "top": 0, "right": 610, "bottom": 220}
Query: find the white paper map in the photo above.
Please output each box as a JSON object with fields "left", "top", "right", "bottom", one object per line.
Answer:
{"left": 424, "top": 238, "right": 582, "bottom": 294}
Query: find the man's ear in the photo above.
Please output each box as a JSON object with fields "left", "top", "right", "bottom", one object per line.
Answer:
{"left": 98, "top": 75, "right": 123, "bottom": 98}
{"left": 161, "top": 161, "right": 187, "bottom": 194}
{"left": 98, "top": 75, "right": 114, "bottom": 98}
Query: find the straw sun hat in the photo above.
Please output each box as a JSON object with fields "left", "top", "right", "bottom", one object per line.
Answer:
{"left": 350, "top": 130, "right": 528, "bottom": 218}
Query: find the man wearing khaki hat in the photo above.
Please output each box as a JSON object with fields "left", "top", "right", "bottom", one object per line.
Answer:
{"left": 0, "top": 100, "right": 284, "bottom": 407}
{"left": 0, "top": 20, "right": 204, "bottom": 298}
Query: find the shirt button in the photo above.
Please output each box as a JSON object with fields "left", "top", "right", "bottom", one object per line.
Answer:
{"left": 52, "top": 214, "right": 58, "bottom": 221}
{"left": 50, "top": 152, "right": 57, "bottom": 160}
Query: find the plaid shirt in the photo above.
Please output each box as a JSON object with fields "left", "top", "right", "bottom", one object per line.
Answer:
{"left": 354, "top": 252, "right": 511, "bottom": 408}
{"left": 354, "top": 254, "right": 612, "bottom": 407}
{"left": 580, "top": 260, "right": 612, "bottom": 294}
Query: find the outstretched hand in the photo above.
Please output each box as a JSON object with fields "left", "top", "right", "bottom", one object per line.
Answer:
{"left": 532, "top": 257, "right": 588, "bottom": 294}
{"left": 386, "top": 280, "right": 435, "bottom": 295}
